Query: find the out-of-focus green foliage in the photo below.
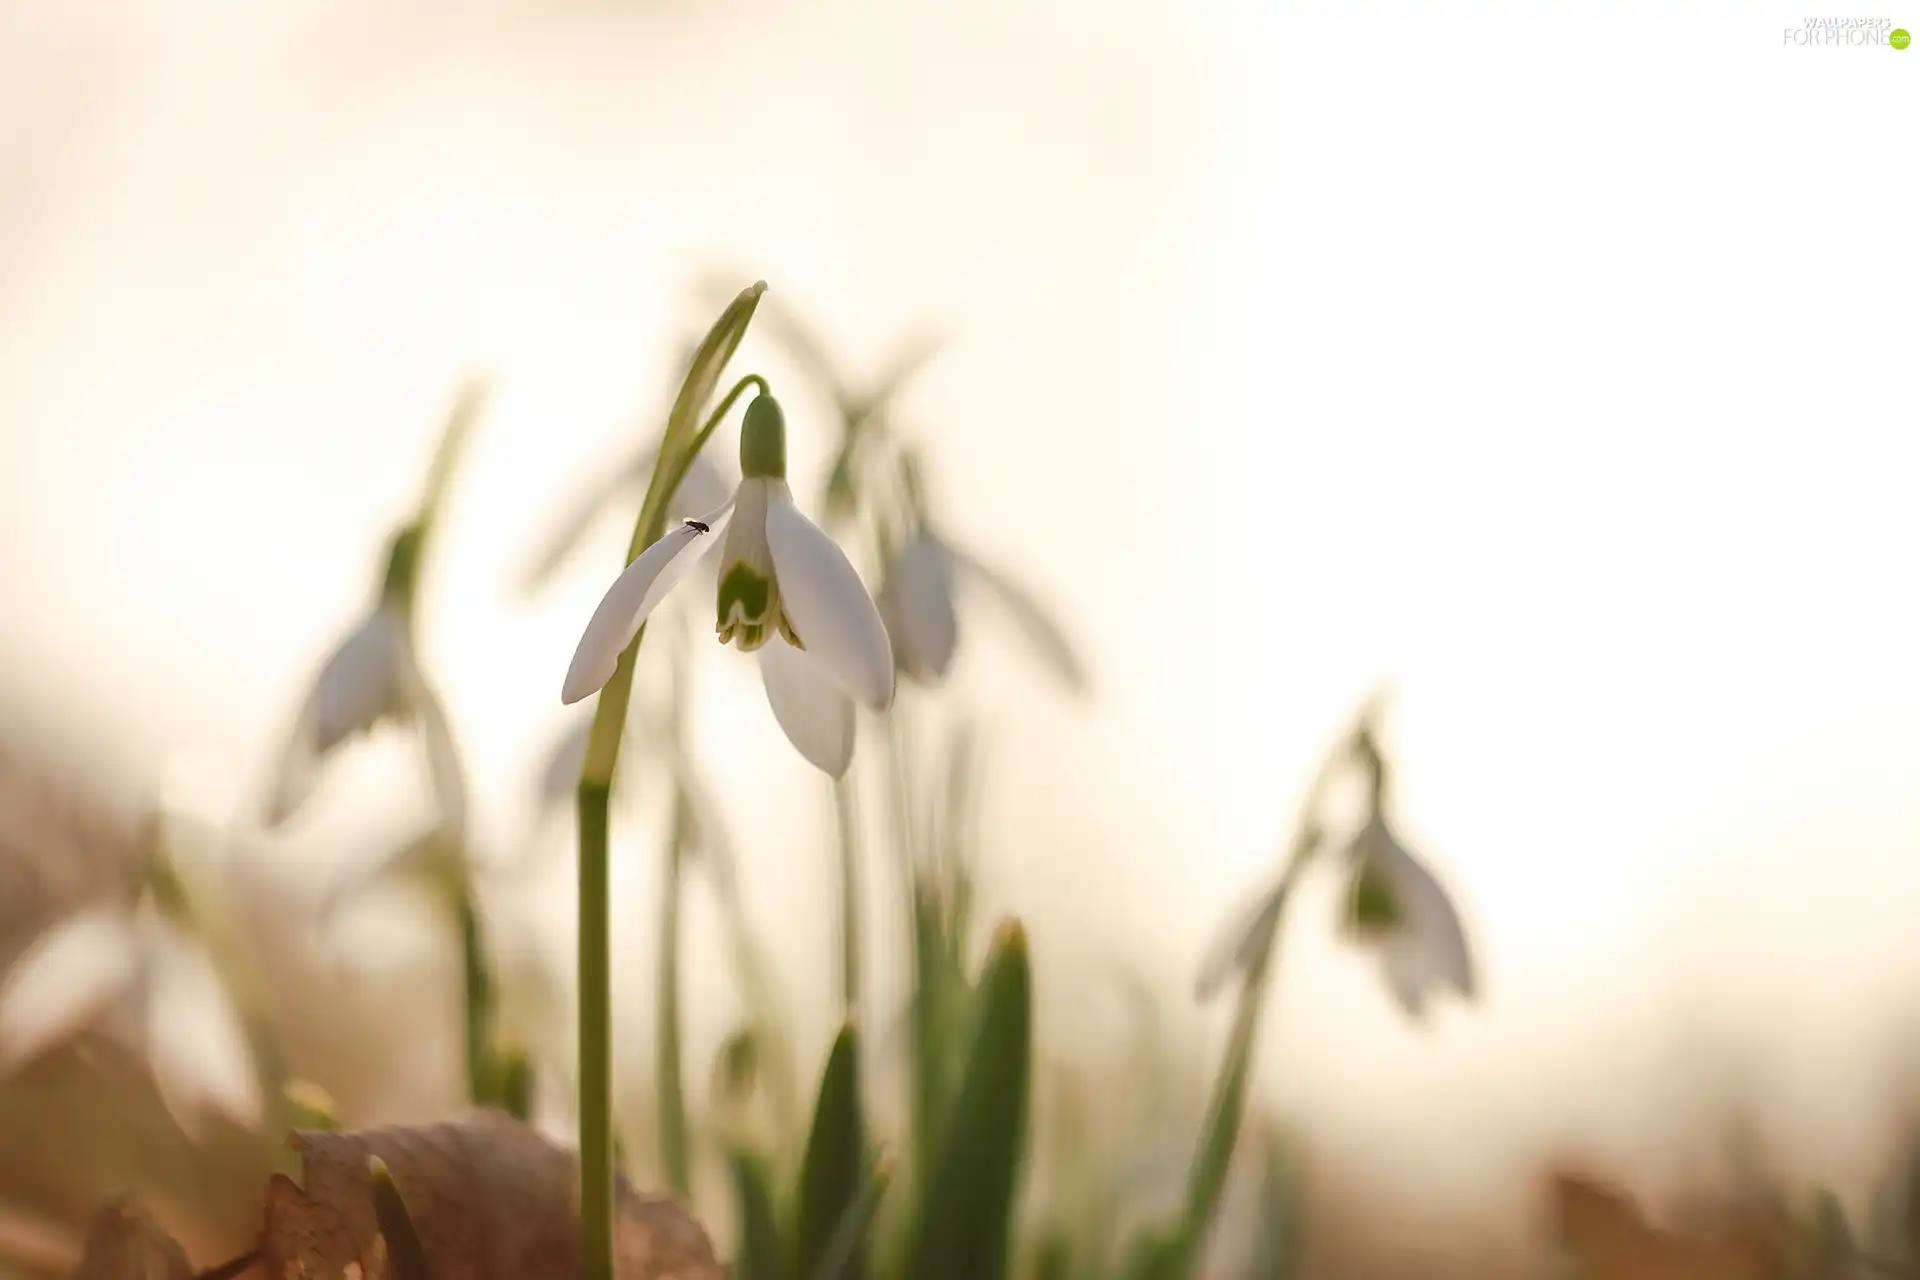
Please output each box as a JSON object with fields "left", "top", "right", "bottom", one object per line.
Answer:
{"left": 796, "top": 1025, "right": 867, "bottom": 1280}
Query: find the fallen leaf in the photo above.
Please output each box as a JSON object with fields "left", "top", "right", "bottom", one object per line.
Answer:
{"left": 70, "top": 1197, "right": 193, "bottom": 1280}
{"left": 1548, "top": 1168, "right": 1785, "bottom": 1280}
{"left": 258, "top": 1109, "right": 722, "bottom": 1280}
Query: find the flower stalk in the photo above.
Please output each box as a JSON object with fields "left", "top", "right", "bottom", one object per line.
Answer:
{"left": 573, "top": 282, "right": 765, "bottom": 1280}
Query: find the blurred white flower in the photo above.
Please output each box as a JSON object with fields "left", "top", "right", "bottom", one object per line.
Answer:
{"left": 266, "top": 602, "right": 422, "bottom": 825}
{"left": 1340, "top": 813, "right": 1476, "bottom": 1018}
{"left": 265, "top": 587, "right": 468, "bottom": 842}
{"left": 562, "top": 395, "right": 894, "bottom": 777}
{"left": 0, "top": 900, "right": 259, "bottom": 1134}
{"left": 878, "top": 529, "right": 1087, "bottom": 691}
{"left": 0, "top": 905, "right": 141, "bottom": 1072}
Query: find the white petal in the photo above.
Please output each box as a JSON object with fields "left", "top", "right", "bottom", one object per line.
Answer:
{"left": 561, "top": 501, "right": 732, "bottom": 705}
{"left": 758, "top": 639, "right": 856, "bottom": 777}
{"left": 765, "top": 487, "right": 894, "bottom": 710}
{"left": 949, "top": 548, "right": 1089, "bottom": 693}
{"left": 880, "top": 535, "right": 959, "bottom": 682}
{"left": 0, "top": 907, "right": 142, "bottom": 1075}
{"left": 143, "top": 920, "right": 261, "bottom": 1133}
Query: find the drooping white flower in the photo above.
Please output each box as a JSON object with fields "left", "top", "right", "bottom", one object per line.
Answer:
{"left": 878, "top": 529, "right": 1087, "bottom": 691}
{"left": 1340, "top": 813, "right": 1476, "bottom": 1018}
{"left": 266, "top": 599, "right": 422, "bottom": 826}
{"left": 0, "top": 899, "right": 259, "bottom": 1133}
{"left": 562, "top": 394, "right": 894, "bottom": 776}
{"left": 266, "top": 524, "right": 467, "bottom": 837}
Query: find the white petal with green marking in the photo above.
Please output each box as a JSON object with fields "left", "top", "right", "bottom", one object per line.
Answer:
{"left": 714, "top": 479, "right": 800, "bottom": 653}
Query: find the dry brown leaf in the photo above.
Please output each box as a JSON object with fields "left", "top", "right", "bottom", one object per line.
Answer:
{"left": 258, "top": 1109, "right": 722, "bottom": 1280}
{"left": 1548, "top": 1168, "right": 1786, "bottom": 1280}
{"left": 69, "top": 1197, "right": 193, "bottom": 1280}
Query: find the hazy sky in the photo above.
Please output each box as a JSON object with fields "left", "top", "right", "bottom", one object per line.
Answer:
{"left": 1, "top": 0, "right": 1916, "bottom": 1222}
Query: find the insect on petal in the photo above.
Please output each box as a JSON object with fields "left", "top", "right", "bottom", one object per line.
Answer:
{"left": 561, "top": 500, "right": 733, "bottom": 705}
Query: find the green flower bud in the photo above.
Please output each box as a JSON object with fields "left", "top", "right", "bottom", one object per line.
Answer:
{"left": 740, "top": 394, "right": 787, "bottom": 480}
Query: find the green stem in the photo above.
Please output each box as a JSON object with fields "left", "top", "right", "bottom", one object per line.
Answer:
{"left": 649, "top": 373, "right": 768, "bottom": 520}
{"left": 571, "top": 287, "right": 762, "bottom": 1274}
{"left": 456, "top": 887, "right": 492, "bottom": 1107}
{"left": 1177, "top": 842, "right": 1310, "bottom": 1256}
{"left": 832, "top": 776, "right": 863, "bottom": 1017}
{"left": 882, "top": 707, "right": 938, "bottom": 1201}
{"left": 657, "top": 817, "right": 690, "bottom": 1196}
{"left": 576, "top": 778, "right": 614, "bottom": 1280}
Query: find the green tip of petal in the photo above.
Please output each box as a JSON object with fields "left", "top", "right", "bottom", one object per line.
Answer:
{"left": 740, "top": 394, "right": 787, "bottom": 479}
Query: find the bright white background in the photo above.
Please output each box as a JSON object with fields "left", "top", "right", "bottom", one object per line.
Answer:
{"left": 0, "top": 0, "right": 1915, "bottom": 1221}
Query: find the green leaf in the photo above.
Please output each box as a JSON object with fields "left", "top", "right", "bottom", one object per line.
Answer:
{"left": 653, "top": 281, "right": 766, "bottom": 507}
{"left": 812, "top": 1155, "right": 893, "bottom": 1280}
{"left": 797, "top": 1022, "right": 867, "bottom": 1280}
{"left": 1115, "top": 1227, "right": 1187, "bottom": 1280}
{"left": 1026, "top": 1226, "right": 1073, "bottom": 1280}
{"left": 907, "top": 919, "right": 1033, "bottom": 1280}
{"left": 727, "top": 1146, "right": 785, "bottom": 1280}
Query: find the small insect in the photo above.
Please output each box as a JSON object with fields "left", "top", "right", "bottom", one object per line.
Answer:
{"left": 683, "top": 519, "right": 710, "bottom": 533}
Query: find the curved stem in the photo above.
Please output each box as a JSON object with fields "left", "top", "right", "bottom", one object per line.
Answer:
{"left": 651, "top": 372, "right": 768, "bottom": 519}
{"left": 658, "top": 806, "right": 690, "bottom": 1195}
{"left": 832, "top": 775, "right": 864, "bottom": 1017}
{"left": 456, "top": 887, "right": 492, "bottom": 1107}
{"left": 574, "top": 312, "right": 762, "bottom": 1277}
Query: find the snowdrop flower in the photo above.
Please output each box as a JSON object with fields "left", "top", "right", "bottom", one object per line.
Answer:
{"left": 1340, "top": 812, "right": 1476, "bottom": 1018}
{"left": 562, "top": 393, "right": 894, "bottom": 777}
{"left": 266, "top": 531, "right": 427, "bottom": 825}
{"left": 0, "top": 897, "right": 259, "bottom": 1133}
{"left": 266, "top": 528, "right": 467, "bottom": 835}
{"left": 878, "top": 528, "right": 1087, "bottom": 690}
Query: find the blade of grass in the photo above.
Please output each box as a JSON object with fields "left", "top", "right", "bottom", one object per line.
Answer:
{"left": 907, "top": 920, "right": 1033, "bottom": 1280}
{"left": 798, "top": 1023, "right": 867, "bottom": 1280}
{"left": 727, "top": 1146, "right": 785, "bottom": 1280}
{"left": 577, "top": 281, "right": 765, "bottom": 1280}
{"left": 812, "top": 1156, "right": 893, "bottom": 1280}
